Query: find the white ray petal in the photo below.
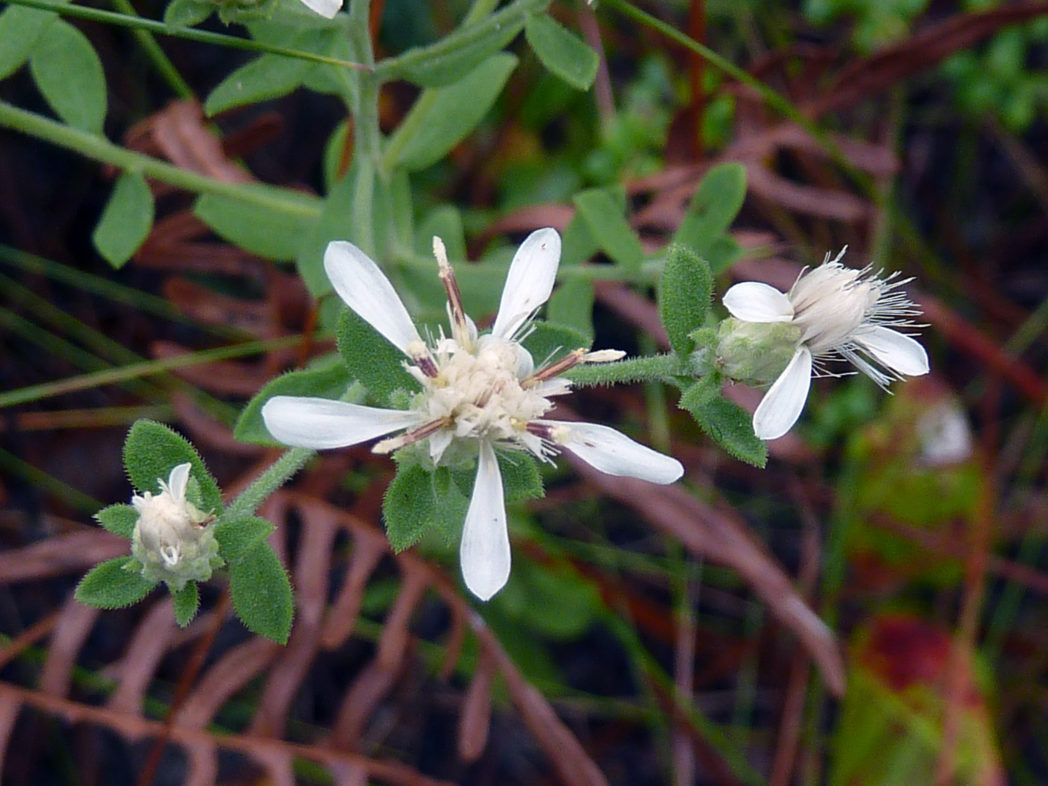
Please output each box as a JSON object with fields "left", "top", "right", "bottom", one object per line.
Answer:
{"left": 297, "top": 0, "right": 341, "bottom": 18}
{"left": 753, "top": 346, "right": 813, "bottom": 440}
{"left": 491, "top": 228, "right": 561, "bottom": 339}
{"left": 324, "top": 241, "right": 423, "bottom": 356}
{"left": 459, "top": 441, "right": 510, "bottom": 601}
{"left": 853, "top": 325, "right": 930, "bottom": 377}
{"left": 261, "top": 396, "right": 421, "bottom": 449}
{"left": 167, "top": 462, "right": 191, "bottom": 500}
{"left": 555, "top": 422, "right": 684, "bottom": 484}
{"left": 722, "top": 282, "right": 795, "bottom": 322}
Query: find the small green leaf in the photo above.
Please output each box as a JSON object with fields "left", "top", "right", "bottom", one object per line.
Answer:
{"left": 94, "top": 503, "right": 138, "bottom": 538}
{"left": 547, "top": 278, "right": 595, "bottom": 345}
{"left": 75, "top": 557, "right": 156, "bottom": 609}
{"left": 229, "top": 541, "right": 293, "bottom": 644}
{"left": 172, "top": 582, "right": 199, "bottom": 627}
{"left": 204, "top": 54, "right": 311, "bottom": 117}
{"left": 382, "top": 11, "right": 524, "bottom": 88}
{"left": 0, "top": 6, "right": 58, "bottom": 81}
{"left": 497, "top": 452, "right": 543, "bottom": 503}
{"left": 672, "top": 163, "right": 746, "bottom": 255}
{"left": 234, "top": 357, "right": 351, "bottom": 445}
{"left": 163, "top": 0, "right": 213, "bottom": 26}
{"left": 524, "top": 13, "right": 599, "bottom": 91}
{"left": 123, "top": 420, "right": 223, "bottom": 514}
{"left": 28, "top": 19, "right": 106, "bottom": 134}
{"left": 573, "top": 187, "right": 644, "bottom": 270}
{"left": 92, "top": 172, "right": 154, "bottom": 268}
{"left": 522, "top": 321, "right": 590, "bottom": 366}
{"left": 193, "top": 188, "right": 319, "bottom": 261}
{"left": 213, "top": 515, "right": 276, "bottom": 563}
{"left": 384, "top": 463, "right": 469, "bottom": 551}
{"left": 682, "top": 388, "right": 767, "bottom": 468}
{"left": 336, "top": 308, "right": 419, "bottom": 403}
{"left": 386, "top": 53, "right": 518, "bottom": 172}
{"left": 659, "top": 244, "right": 712, "bottom": 358}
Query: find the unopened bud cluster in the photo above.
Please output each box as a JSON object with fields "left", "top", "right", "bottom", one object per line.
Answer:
{"left": 130, "top": 463, "right": 222, "bottom": 591}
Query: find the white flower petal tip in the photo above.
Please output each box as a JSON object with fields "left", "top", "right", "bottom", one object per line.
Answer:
{"left": 460, "top": 443, "right": 511, "bottom": 601}
{"left": 722, "top": 282, "right": 795, "bottom": 323}
{"left": 261, "top": 396, "right": 421, "bottom": 450}
{"left": 556, "top": 422, "right": 684, "bottom": 484}
{"left": 297, "top": 0, "right": 341, "bottom": 17}
{"left": 167, "top": 462, "right": 192, "bottom": 500}
{"left": 492, "top": 228, "right": 561, "bottom": 339}
{"left": 856, "top": 326, "right": 930, "bottom": 377}
{"left": 323, "top": 241, "right": 423, "bottom": 355}
{"left": 753, "top": 347, "right": 813, "bottom": 441}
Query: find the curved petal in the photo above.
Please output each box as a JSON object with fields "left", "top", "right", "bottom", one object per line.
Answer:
{"left": 753, "top": 346, "right": 812, "bottom": 440}
{"left": 261, "top": 396, "right": 421, "bottom": 450}
{"left": 554, "top": 422, "right": 684, "bottom": 484}
{"left": 296, "top": 0, "right": 341, "bottom": 18}
{"left": 853, "top": 325, "right": 929, "bottom": 377}
{"left": 722, "top": 282, "right": 795, "bottom": 323}
{"left": 491, "top": 228, "right": 561, "bottom": 340}
{"left": 324, "top": 241, "right": 423, "bottom": 356}
{"left": 459, "top": 441, "right": 510, "bottom": 601}
{"left": 167, "top": 462, "right": 191, "bottom": 500}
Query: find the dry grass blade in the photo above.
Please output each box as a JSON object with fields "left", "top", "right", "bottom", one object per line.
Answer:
{"left": 458, "top": 647, "right": 495, "bottom": 762}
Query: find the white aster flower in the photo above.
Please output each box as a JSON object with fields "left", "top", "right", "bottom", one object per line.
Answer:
{"left": 262, "top": 228, "right": 684, "bottom": 600}
{"left": 721, "top": 249, "right": 930, "bottom": 441}
{"left": 130, "top": 463, "right": 220, "bottom": 591}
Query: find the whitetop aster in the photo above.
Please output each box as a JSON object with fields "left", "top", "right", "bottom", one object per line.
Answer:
{"left": 721, "top": 249, "right": 930, "bottom": 441}
{"left": 130, "top": 463, "right": 220, "bottom": 591}
{"left": 262, "top": 228, "right": 684, "bottom": 600}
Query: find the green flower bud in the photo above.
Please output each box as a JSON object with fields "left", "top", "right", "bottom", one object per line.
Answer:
{"left": 715, "top": 317, "right": 803, "bottom": 385}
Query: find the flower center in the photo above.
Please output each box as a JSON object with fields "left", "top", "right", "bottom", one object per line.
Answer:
{"left": 790, "top": 264, "right": 879, "bottom": 354}
{"left": 424, "top": 336, "right": 552, "bottom": 443}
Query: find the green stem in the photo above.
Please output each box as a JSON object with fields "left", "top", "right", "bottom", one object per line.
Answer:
{"left": 109, "top": 0, "right": 194, "bottom": 99}
{"left": 0, "top": 335, "right": 306, "bottom": 409}
{"left": 6, "top": 0, "right": 369, "bottom": 70}
{"left": 600, "top": 0, "right": 867, "bottom": 190}
{"left": 0, "top": 102, "right": 322, "bottom": 218}
{"left": 346, "top": 0, "right": 379, "bottom": 251}
{"left": 567, "top": 353, "right": 685, "bottom": 387}
{"left": 224, "top": 448, "right": 315, "bottom": 519}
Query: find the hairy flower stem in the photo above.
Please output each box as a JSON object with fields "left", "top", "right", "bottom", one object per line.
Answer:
{"left": 565, "top": 352, "right": 688, "bottom": 387}
{"left": 224, "top": 447, "right": 315, "bottom": 520}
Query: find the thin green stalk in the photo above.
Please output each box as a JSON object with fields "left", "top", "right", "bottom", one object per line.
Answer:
{"left": 5, "top": 0, "right": 370, "bottom": 71}
{"left": 600, "top": 0, "right": 867, "bottom": 191}
{"left": 224, "top": 447, "right": 315, "bottom": 519}
{"left": 0, "top": 447, "right": 102, "bottom": 512}
{"left": 566, "top": 353, "right": 685, "bottom": 387}
{"left": 0, "top": 335, "right": 305, "bottom": 409}
{"left": 0, "top": 306, "right": 166, "bottom": 402}
{"left": 0, "top": 102, "right": 322, "bottom": 218}
{"left": 109, "top": 0, "right": 194, "bottom": 99}
{"left": 0, "top": 245, "right": 245, "bottom": 340}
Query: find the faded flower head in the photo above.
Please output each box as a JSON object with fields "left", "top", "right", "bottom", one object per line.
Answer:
{"left": 262, "top": 229, "right": 684, "bottom": 600}
{"left": 131, "top": 463, "right": 220, "bottom": 590}
{"left": 720, "top": 249, "right": 930, "bottom": 440}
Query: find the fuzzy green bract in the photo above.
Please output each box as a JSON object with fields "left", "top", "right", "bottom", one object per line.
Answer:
{"left": 124, "top": 421, "right": 223, "bottom": 514}
{"left": 75, "top": 556, "right": 156, "bottom": 609}
{"left": 680, "top": 376, "right": 768, "bottom": 468}
{"left": 659, "top": 244, "right": 712, "bottom": 358}
{"left": 229, "top": 541, "right": 294, "bottom": 645}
